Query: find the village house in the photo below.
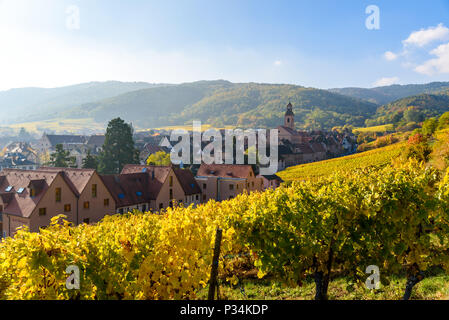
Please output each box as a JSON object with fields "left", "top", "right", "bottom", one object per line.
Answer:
{"left": 275, "top": 102, "right": 357, "bottom": 168}
{"left": 195, "top": 163, "right": 264, "bottom": 202}
{"left": 258, "top": 174, "right": 283, "bottom": 190}
{"left": 116, "top": 164, "right": 202, "bottom": 211}
{"left": 35, "top": 134, "right": 106, "bottom": 168}
{"left": 0, "top": 167, "right": 116, "bottom": 238}
{"left": 38, "top": 167, "right": 115, "bottom": 225}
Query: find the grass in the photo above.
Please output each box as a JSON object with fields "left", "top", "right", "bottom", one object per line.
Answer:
{"left": 353, "top": 124, "right": 394, "bottom": 133}
{"left": 5, "top": 118, "right": 106, "bottom": 134}
{"left": 277, "top": 142, "right": 406, "bottom": 181}
{"left": 196, "top": 271, "right": 449, "bottom": 300}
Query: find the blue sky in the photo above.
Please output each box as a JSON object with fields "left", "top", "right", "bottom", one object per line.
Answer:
{"left": 0, "top": 0, "right": 448, "bottom": 90}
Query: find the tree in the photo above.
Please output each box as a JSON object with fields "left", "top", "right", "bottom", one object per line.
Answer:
{"left": 98, "top": 118, "right": 139, "bottom": 174}
{"left": 82, "top": 149, "right": 99, "bottom": 169}
{"left": 48, "top": 144, "right": 76, "bottom": 168}
{"left": 404, "top": 107, "right": 424, "bottom": 123}
{"left": 146, "top": 151, "right": 171, "bottom": 166}
{"left": 438, "top": 111, "right": 449, "bottom": 130}
{"left": 402, "top": 133, "right": 432, "bottom": 163}
{"left": 421, "top": 117, "right": 438, "bottom": 136}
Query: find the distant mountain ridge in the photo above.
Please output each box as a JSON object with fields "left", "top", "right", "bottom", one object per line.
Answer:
{"left": 2, "top": 80, "right": 449, "bottom": 133}
{"left": 367, "top": 91, "right": 449, "bottom": 126}
{"left": 0, "top": 81, "right": 167, "bottom": 123}
{"left": 56, "top": 80, "right": 378, "bottom": 130}
{"left": 329, "top": 82, "right": 449, "bottom": 105}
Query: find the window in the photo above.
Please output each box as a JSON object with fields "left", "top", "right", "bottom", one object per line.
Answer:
{"left": 236, "top": 184, "right": 239, "bottom": 190}
{"left": 17, "top": 188, "right": 24, "bottom": 194}
{"left": 119, "top": 208, "right": 124, "bottom": 214}
{"left": 229, "top": 184, "right": 234, "bottom": 190}
{"left": 159, "top": 203, "right": 163, "bottom": 209}
{"left": 202, "top": 194, "right": 206, "bottom": 201}
{"left": 142, "top": 204, "right": 147, "bottom": 212}
{"left": 169, "top": 176, "right": 173, "bottom": 187}
{"left": 195, "top": 195, "right": 199, "bottom": 201}
{"left": 83, "top": 218, "right": 90, "bottom": 224}
{"left": 83, "top": 201, "right": 90, "bottom": 209}
{"left": 30, "top": 188, "right": 36, "bottom": 197}
{"left": 55, "top": 188, "right": 61, "bottom": 202}
{"left": 104, "top": 198, "right": 109, "bottom": 207}
{"left": 203, "top": 183, "right": 206, "bottom": 189}
{"left": 169, "top": 189, "right": 173, "bottom": 200}
{"left": 64, "top": 204, "right": 71, "bottom": 212}
{"left": 92, "top": 184, "right": 97, "bottom": 198}
{"left": 39, "top": 208, "right": 46, "bottom": 216}
{"left": 5, "top": 186, "right": 12, "bottom": 192}
{"left": 252, "top": 182, "right": 254, "bottom": 187}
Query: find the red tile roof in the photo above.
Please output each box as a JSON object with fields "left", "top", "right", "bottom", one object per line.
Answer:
{"left": 38, "top": 167, "right": 95, "bottom": 196}
{"left": 310, "top": 142, "right": 327, "bottom": 153}
{"left": 0, "top": 169, "right": 66, "bottom": 218}
{"left": 197, "top": 164, "right": 253, "bottom": 179}
{"left": 120, "top": 165, "right": 172, "bottom": 199}
{"left": 100, "top": 173, "right": 151, "bottom": 207}
{"left": 173, "top": 168, "right": 201, "bottom": 195}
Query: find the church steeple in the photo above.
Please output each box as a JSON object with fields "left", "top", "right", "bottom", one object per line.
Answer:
{"left": 284, "top": 102, "right": 295, "bottom": 129}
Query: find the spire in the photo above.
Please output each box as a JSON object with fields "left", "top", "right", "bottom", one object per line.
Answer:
{"left": 284, "top": 102, "right": 295, "bottom": 129}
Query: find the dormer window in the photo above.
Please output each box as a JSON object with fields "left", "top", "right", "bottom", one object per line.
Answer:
{"left": 17, "top": 188, "right": 24, "bottom": 194}
{"left": 30, "top": 188, "right": 36, "bottom": 197}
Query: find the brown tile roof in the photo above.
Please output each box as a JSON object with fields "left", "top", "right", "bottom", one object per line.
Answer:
{"left": 173, "top": 168, "right": 201, "bottom": 195}
{"left": 258, "top": 174, "right": 283, "bottom": 182}
{"left": 100, "top": 173, "right": 151, "bottom": 207}
{"left": 120, "top": 165, "right": 172, "bottom": 199}
{"left": 38, "top": 167, "right": 95, "bottom": 196}
{"left": 142, "top": 143, "right": 169, "bottom": 155}
{"left": 310, "top": 142, "right": 327, "bottom": 153}
{"left": 197, "top": 164, "right": 253, "bottom": 179}
{"left": 277, "top": 126, "right": 300, "bottom": 136}
{"left": 295, "top": 143, "right": 315, "bottom": 154}
{"left": 86, "top": 135, "right": 105, "bottom": 147}
{"left": 45, "top": 134, "right": 86, "bottom": 146}
{"left": 0, "top": 169, "right": 66, "bottom": 218}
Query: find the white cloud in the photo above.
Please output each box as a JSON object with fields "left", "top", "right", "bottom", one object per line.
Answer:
{"left": 415, "top": 42, "right": 449, "bottom": 75}
{"left": 384, "top": 51, "right": 398, "bottom": 61}
{"left": 373, "top": 77, "right": 400, "bottom": 87}
{"left": 274, "top": 60, "right": 282, "bottom": 66}
{"left": 403, "top": 23, "right": 449, "bottom": 47}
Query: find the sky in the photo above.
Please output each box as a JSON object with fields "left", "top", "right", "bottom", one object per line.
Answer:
{"left": 0, "top": 0, "right": 448, "bottom": 91}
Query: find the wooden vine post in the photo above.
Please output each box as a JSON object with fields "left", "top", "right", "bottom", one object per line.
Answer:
{"left": 208, "top": 227, "right": 223, "bottom": 300}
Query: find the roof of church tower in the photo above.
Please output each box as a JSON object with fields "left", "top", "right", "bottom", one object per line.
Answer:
{"left": 285, "top": 102, "right": 294, "bottom": 116}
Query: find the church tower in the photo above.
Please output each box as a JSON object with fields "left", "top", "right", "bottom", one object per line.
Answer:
{"left": 284, "top": 102, "right": 295, "bottom": 129}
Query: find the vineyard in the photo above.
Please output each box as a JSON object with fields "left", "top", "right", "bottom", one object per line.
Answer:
{"left": 0, "top": 160, "right": 448, "bottom": 300}
{"left": 277, "top": 142, "right": 405, "bottom": 181}
{"left": 353, "top": 124, "right": 394, "bottom": 133}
